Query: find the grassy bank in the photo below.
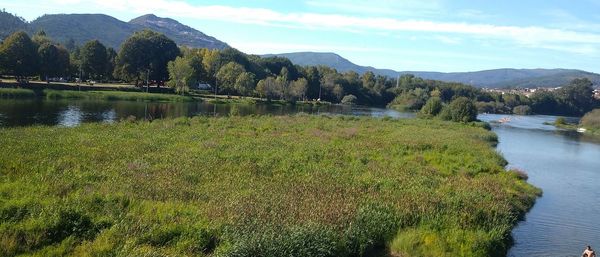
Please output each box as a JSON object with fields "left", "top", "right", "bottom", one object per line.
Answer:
{"left": 0, "top": 88, "right": 194, "bottom": 102}
{"left": 43, "top": 89, "right": 194, "bottom": 102}
{"left": 0, "top": 88, "right": 37, "bottom": 98}
{"left": 0, "top": 116, "right": 539, "bottom": 257}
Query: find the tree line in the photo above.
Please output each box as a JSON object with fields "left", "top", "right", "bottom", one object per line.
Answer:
{"left": 1, "top": 29, "right": 597, "bottom": 116}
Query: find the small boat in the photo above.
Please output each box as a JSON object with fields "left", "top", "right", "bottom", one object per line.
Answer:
{"left": 577, "top": 128, "right": 587, "bottom": 133}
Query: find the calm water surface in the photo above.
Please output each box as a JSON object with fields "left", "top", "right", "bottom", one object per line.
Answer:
{"left": 480, "top": 114, "right": 600, "bottom": 257}
{"left": 0, "top": 99, "right": 412, "bottom": 127}
{"left": 2, "top": 99, "right": 600, "bottom": 257}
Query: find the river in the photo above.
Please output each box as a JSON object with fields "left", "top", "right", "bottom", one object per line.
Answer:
{"left": 1, "top": 99, "right": 599, "bottom": 256}
{"left": 0, "top": 99, "right": 412, "bottom": 127}
{"left": 480, "top": 114, "right": 600, "bottom": 257}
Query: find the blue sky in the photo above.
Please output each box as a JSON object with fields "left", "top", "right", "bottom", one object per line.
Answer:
{"left": 3, "top": 0, "right": 600, "bottom": 72}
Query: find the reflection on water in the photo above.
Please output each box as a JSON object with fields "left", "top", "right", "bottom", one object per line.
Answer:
{"left": 480, "top": 114, "right": 600, "bottom": 257}
{"left": 0, "top": 99, "right": 413, "bottom": 127}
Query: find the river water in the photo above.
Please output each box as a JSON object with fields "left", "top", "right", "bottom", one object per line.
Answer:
{"left": 480, "top": 114, "right": 600, "bottom": 257}
{"left": 1, "top": 99, "right": 600, "bottom": 256}
{"left": 0, "top": 99, "right": 412, "bottom": 127}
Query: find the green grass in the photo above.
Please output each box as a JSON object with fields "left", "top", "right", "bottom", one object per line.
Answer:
{"left": 0, "top": 116, "right": 539, "bottom": 257}
{"left": 0, "top": 88, "right": 37, "bottom": 98}
{"left": 43, "top": 89, "right": 195, "bottom": 102}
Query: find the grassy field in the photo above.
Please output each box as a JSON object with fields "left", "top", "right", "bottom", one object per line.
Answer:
{"left": 0, "top": 116, "right": 539, "bottom": 257}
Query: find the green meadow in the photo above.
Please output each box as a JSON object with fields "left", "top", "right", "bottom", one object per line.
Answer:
{"left": 0, "top": 115, "right": 539, "bottom": 257}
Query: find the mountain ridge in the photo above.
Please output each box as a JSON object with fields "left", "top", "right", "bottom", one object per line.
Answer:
{"left": 0, "top": 10, "right": 228, "bottom": 50}
{"left": 264, "top": 52, "right": 600, "bottom": 88}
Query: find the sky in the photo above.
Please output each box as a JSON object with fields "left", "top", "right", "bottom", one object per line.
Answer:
{"left": 3, "top": 0, "right": 600, "bottom": 73}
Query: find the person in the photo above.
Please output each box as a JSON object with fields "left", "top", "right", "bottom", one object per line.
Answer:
{"left": 583, "top": 245, "right": 596, "bottom": 257}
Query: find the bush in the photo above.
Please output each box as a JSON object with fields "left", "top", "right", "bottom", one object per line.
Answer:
{"left": 555, "top": 117, "right": 568, "bottom": 126}
{"left": 340, "top": 94, "right": 357, "bottom": 105}
{"left": 448, "top": 97, "right": 478, "bottom": 122}
{"left": 512, "top": 105, "right": 532, "bottom": 115}
{"left": 419, "top": 97, "right": 443, "bottom": 118}
{"left": 580, "top": 109, "right": 600, "bottom": 129}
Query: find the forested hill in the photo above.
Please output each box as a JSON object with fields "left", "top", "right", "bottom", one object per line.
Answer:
{"left": 266, "top": 52, "right": 600, "bottom": 88}
{"left": 0, "top": 10, "right": 27, "bottom": 39}
{"left": 0, "top": 10, "right": 229, "bottom": 50}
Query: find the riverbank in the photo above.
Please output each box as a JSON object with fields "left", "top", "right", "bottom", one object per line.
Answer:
{"left": 0, "top": 115, "right": 538, "bottom": 257}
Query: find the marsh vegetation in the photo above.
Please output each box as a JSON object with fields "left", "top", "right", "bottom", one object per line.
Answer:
{"left": 0, "top": 115, "right": 538, "bottom": 257}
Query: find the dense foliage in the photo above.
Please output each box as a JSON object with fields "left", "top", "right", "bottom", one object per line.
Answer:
{"left": 529, "top": 78, "right": 598, "bottom": 116}
{"left": 0, "top": 29, "right": 597, "bottom": 115}
{"left": 114, "top": 30, "right": 181, "bottom": 85}
{"left": 0, "top": 116, "right": 539, "bottom": 257}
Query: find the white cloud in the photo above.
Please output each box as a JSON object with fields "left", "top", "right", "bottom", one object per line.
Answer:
{"left": 304, "top": 0, "right": 443, "bottom": 16}
{"left": 51, "top": 0, "right": 600, "bottom": 55}
{"left": 434, "top": 35, "right": 462, "bottom": 45}
{"left": 228, "top": 41, "right": 392, "bottom": 55}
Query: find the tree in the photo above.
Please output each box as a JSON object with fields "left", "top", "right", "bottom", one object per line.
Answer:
{"left": 80, "top": 40, "right": 108, "bottom": 80}
{"left": 167, "top": 56, "right": 194, "bottom": 95}
{"left": 557, "top": 78, "right": 596, "bottom": 115}
{"left": 419, "top": 97, "right": 443, "bottom": 118}
{"left": 256, "top": 77, "right": 281, "bottom": 100}
{"left": 289, "top": 78, "right": 308, "bottom": 101}
{"left": 38, "top": 43, "right": 70, "bottom": 80}
{"left": 361, "top": 71, "right": 376, "bottom": 90}
{"left": 235, "top": 72, "right": 255, "bottom": 95}
{"left": 341, "top": 94, "right": 357, "bottom": 105}
{"left": 105, "top": 47, "right": 117, "bottom": 80}
{"left": 0, "top": 31, "right": 38, "bottom": 78}
{"left": 333, "top": 84, "right": 344, "bottom": 102}
{"left": 448, "top": 97, "right": 478, "bottom": 122}
{"left": 216, "top": 62, "right": 245, "bottom": 94}
{"left": 115, "top": 30, "right": 180, "bottom": 85}
{"left": 32, "top": 30, "right": 52, "bottom": 46}
{"left": 187, "top": 54, "right": 205, "bottom": 85}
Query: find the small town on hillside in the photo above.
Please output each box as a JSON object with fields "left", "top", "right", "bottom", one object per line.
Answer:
{"left": 484, "top": 86, "right": 600, "bottom": 99}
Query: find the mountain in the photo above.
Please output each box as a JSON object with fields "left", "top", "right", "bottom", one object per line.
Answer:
{"left": 129, "top": 14, "right": 228, "bottom": 50}
{"left": 0, "top": 11, "right": 228, "bottom": 50}
{"left": 266, "top": 52, "right": 600, "bottom": 88}
{"left": 29, "top": 14, "right": 139, "bottom": 49}
{"left": 0, "top": 10, "right": 27, "bottom": 39}
{"left": 262, "top": 52, "right": 399, "bottom": 78}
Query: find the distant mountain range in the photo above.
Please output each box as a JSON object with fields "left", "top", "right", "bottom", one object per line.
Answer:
{"left": 264, "top": 52, "right": 600, "bottom": 88}
{"left": 1, "top": 10, "right": 598, "bottom": 88}
{"left": 0, "top": 11, "right": 228, "bottom": 50}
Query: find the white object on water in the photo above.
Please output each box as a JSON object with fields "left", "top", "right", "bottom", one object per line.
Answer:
{"left": 577, "top": 128, "right": 587, "bottom": 133}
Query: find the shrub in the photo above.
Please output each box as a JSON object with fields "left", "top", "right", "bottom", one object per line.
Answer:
{"left": 419, "top": 97, "right": 443, "bottom": 118}
{"left": 438, "top": 105, "right": 453, "bottom": 121}
{"left": 448, "top": 97, "right": 478, "bottom": 122}
{"left": 555, "top": 117, "right": 568, "bottom": 126}
{"left": 580, "top": 109, "right": 600, "bottom": 129}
